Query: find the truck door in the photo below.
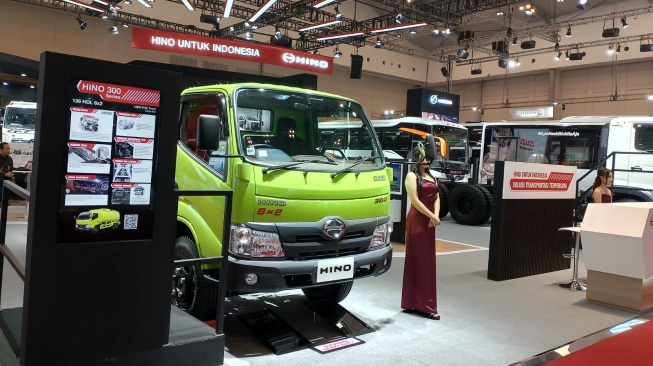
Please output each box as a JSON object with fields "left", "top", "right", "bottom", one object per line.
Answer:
{"left": 629, "top": 122, "right": 653, "bottom": 189}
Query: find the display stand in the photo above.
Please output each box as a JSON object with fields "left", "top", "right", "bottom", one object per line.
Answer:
{"left": 488, "top": 161, "right": 576, "bottom": 281}
{"left": 0, "top": 52, "right": 225, "bottom": 366}
{"left": 581, "top": 202, "right": 653, "bottom": 313}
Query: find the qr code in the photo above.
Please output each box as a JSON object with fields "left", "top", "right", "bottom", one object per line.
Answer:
{"left": 124, "top": 214, "right": 138, "bottom": 230}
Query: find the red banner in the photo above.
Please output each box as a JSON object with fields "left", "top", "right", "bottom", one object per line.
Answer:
{"left": 131, "top": 28, "right": 333, "bottom": 75}
{"left": 76, "top": 80, "right": 160, "bottom": 107}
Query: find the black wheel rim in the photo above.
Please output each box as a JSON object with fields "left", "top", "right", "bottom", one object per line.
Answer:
{"left": 457, "top": 197, "right": 473, "bottom": 215}
{"left": 171, "top": 255, "right": 197, "bottom": 311}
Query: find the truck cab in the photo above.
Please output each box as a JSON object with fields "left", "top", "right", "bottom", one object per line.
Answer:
{"left": 173, "top": 84, "right": 393, "bottom": 320}
{"left": 2, "top": 101, "right": 37, "bottom": 143}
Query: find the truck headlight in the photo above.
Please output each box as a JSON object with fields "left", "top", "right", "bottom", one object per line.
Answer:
{"left": 230, "top": 225, "right": 285, "bottom": 258}
{"left": 369, "top": 221, "right": 392, "bottom": 249}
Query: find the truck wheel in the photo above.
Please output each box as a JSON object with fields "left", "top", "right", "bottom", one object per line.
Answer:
{"left": 478, "top": 186, "right": 492, "bottom": 224}
{"left": 449, "top": 185, "right": 488, "bottom": 226}
{"left": 302, "top": 281, "right": 353, "bottom": 303}
{"left": 437, "top": 183, "right": 450, "bottom": 219}
{"left": 93, "top": 225, "right": 99, "bottom": 234}
{"left": 172, "top": 236, "right": 219, "bottom": 321}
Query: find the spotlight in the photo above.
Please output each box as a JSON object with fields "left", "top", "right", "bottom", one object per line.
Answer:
{"left": 395, "top": 13, "right": 406, "bottom": 24}
{"left": 245, "top": 32, "right": 252, "bottom": 40}
{"left": 512, "top": 37, "right": 517, "bottom": 45}
{"left": 621, "top": 17, "right": 628, "bottom": 28}
{"left": 616, "top": 44, "right": 621, "bottom": 54}
{"left": 122, "top": 23, "right": 129, "bottom": 28}
{"left": 124, "top": 0, "right": 131, "bottom": 3}
{"left": 335, "top": 5, "right": 342, "bottom": 20}
{"left": 496, "top": 11, "right": 504, "bottom": 16}
{"left": 565, "top": 50, "right": 570, "bottom": 60}
{"left": 440, "top": 66, "right": 449, "bottom": 77}
{"left": 498, "top": 59, "right": 508, "bottom": 69}
{"left": 607, "top": 45, "right": 614, "bottom": 55}
{"left": 274, "top": 26, "right": 281, "bottom": 38}
{"left": 76, "top": 15, "right": 88, "bottom": 30}
{"left": 375, "top": 37, "right": 383, "bottom": 48}
{"left": 647, "top": 95, "right": 653, "bottom": 101}
{"left": 409, "top": 29, "right": 416, "bottom": 35}
{"left": 515, "top": 58, "right": 521, "bottom": 66}
{"left": 561, "top": 104, "right": 566, "bottom": 110}
{"left": 471, "top": 68, "right": 482, "bottom": 75}
{"left": 445, "top": 28, "right": 451, "bottom": 35}
{"left": 479, "top": 108, "right": 484, "bottom": 115}
{"left": 334, "top": 47, "right": 342, "bottom": 57}
{"left": 602, "top": 27, "right": 619, "bottom": 38}
{"left": 432, "top": 29, "right": 440, "bottom": 36}
{"left": 566, "top": 27, "right": 572, "bottom": 37}
{"left": 577, "top": 0, "right": 589, "bottom": 10}
{"left": 554, "top": 42, "right": 559, "bottom": 51}
{"left": 554, "top": 52, "right": 562, "bottom": 61}
{"left": 109, "top": 24, "right": 119, "bottom": 35}
{"left": 457, "top": 47, "right": 469, "bottom": 59}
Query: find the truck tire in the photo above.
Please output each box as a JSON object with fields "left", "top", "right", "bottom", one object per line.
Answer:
{"left": 172, "top": 236, "right": 219, "bottom": 321}
{"left": 302, "top": 281, "right": 353, "bottom": 303}
{"left": 449, "top": 185, "right": 488, "bottom": 226}
{"left": 437, "top": 183, "right": 450, "bottom": 219}
{"left": 478, "top": 186, "right": 492, "bottom": 224}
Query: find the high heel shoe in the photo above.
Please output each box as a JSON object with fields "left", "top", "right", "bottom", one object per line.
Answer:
{"left": 427, "top": 313, "right": 440, "bottom": 320}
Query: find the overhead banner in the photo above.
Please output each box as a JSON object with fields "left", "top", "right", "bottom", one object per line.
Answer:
{"left": 509, "top": 106, "right": 554, "bottom": 119}
{"left": 502, "top": 161, "right": 576, "bottom": 199}
{"left": 132, "top": 28, "right": 333, "bottom": 74}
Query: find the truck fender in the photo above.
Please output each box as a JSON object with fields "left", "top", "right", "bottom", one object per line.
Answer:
{"left": 177, "top": 199, "right": 224, "bottom": 261}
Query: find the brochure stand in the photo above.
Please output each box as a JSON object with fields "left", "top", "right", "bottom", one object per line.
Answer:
{"left": 487, "top": 161, "right": 576, "bottom": 281}
{"left": 7, "top": 52, "right": 222, "bottom": 365}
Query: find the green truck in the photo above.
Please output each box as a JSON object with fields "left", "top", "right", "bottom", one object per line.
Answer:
{"left": 75, "top": 208, "right": 121, "bottom": 234}
{"left": 173, "top": 83, "right": 394, "bottom": 320}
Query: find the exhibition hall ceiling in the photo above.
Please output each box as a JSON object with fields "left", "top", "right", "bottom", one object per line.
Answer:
{"left": 6, "top": 0, "right": 653, "bottom": 69}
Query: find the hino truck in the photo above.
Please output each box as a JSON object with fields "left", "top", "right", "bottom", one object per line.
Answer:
{"left": 173, "top": 83, "right": 394, "bottom": 320}
{"left": 445, "top": 116, "right": 653, "bottom": 226}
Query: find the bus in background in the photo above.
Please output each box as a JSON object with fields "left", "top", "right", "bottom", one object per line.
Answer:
{"left": 370, "top": 117, "right": 470, "bottom": 184}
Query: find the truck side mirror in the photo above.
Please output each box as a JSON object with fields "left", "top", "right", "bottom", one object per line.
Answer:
{"left": 424, "top": 134, "right": 437, "bottom": 160}
{"left": 196, "top": 114, "right": 221, "bottom": 151}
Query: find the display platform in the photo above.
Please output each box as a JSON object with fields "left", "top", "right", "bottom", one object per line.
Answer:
{"left": 0, "top": 306, "right": 223, "bottom": 365}
{"left": 219, "top": 291, "right": 374, "bottom": 357}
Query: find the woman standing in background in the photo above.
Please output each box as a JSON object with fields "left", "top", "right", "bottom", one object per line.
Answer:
{"left": 591, "top": 167, "right": 613, "bottom": 203}
{"left": 401, "top": 143, "right": 441, "bottom": 320}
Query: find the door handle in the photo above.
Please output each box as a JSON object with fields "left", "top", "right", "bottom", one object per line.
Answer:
{"left": 631, "top": 166, "right": 643, "bottom": 171}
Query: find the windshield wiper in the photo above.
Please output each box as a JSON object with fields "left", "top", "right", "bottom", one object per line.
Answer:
{"left": 330, "top": 156, "right": 383, "bottom": 179}
{"left": 262, "top": 159, "right": 337, "bottom": 174}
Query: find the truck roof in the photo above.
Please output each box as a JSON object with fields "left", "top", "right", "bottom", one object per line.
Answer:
{"left": 370, "top": 117, "right": 466, "bottom": 130}
{"left": 6, "top": 101, "right": 37, "bottom": 108}
{"left": 481, "top": 120, "right": 606, "bottom": 127}
{"left": 182, "top": 83, "right": 356, "bottom": 103}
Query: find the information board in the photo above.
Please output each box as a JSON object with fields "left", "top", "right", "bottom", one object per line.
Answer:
{"left": 57, "top": 79, "right": 160, "bottom": 243}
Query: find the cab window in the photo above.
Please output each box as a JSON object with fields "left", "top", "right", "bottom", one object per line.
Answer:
{"left": 180, "top": 94, "right": 229, "bottom": 180}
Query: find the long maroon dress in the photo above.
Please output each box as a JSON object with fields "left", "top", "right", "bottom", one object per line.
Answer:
{"left": 401, "top": 179, "right": 438, "bottom": 314}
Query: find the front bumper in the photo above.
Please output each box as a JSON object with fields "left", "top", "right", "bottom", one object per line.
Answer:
{"left": 227, "top": 244, "right": 393, "bottom": 293}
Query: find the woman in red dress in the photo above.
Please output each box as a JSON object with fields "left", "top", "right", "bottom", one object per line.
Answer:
{"left": 591, "top": 167, "right": 613, "bottom": 203}
{"left": 401, "top": 144, "right": 441, "bottom": 320}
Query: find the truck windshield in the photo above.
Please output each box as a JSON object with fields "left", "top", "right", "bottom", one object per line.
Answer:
{"left": 236, "top": 88, "right": 384, "bottom": 172}
{"left": 77, "top": 212, "right": 92, "bottom": 220}
{"left": 431, "top": 126, "right": 468, "bottom": 172}
{"left": 3, "top": 106, "right": 36, "bottom": 129}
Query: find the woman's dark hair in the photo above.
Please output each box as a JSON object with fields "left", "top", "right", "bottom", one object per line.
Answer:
{"left": 591, "top": 167, "right": 611, "bottom": 192}
{"left": 411, "top": 145, "right": 436, "bottom": 190}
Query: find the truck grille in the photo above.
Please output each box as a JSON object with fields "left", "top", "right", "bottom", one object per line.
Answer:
{"left": 296, "top": 247, "right": 362, "bottom": 259}
{"left": 293, "top": 230, "right": 365, "bottom": 243}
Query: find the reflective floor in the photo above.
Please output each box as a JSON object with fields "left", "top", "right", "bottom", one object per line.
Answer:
{"left": 511, "top": 310, "right": 653, "bottom": 365}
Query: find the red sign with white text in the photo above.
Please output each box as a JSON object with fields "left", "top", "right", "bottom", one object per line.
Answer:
{"left": 502, "top": 161, "right": 577, "bottom": 200}
{"left": 131, "top": 28, "right": 333, "bottom": 75}
{"left": 76, "top": 80, "right": 160, "bottom": 107}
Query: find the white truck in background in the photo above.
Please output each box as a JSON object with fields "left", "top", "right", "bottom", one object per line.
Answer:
{"left": 444, "top": 116, "right": 653, "bottom": 225}
{"left": 1, "top": 101, "right": 37, "bottom": 169}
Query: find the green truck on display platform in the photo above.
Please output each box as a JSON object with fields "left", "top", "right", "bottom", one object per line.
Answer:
{"left": 172, "top": 83, "right": 394, "bottom": 320}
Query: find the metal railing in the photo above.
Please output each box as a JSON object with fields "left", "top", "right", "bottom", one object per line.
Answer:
{"left": 0, "top": 181, "right": 29, "bottom": 294}
{"left": 173, "top": 189, "right": 233, "bottom": 336}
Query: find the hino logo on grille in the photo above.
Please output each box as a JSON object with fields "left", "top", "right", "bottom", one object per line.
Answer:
{"left": 319, "top": 264, "right": 352, "bottom": 274}
{"left": 323, "top": 218, "right": 345, "bottom": 239}
{"left": 282, "top": 53, "right": 329, "bottom": 69}
{"left": 257, "top": 199, "right": 286, "bottom": 206}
